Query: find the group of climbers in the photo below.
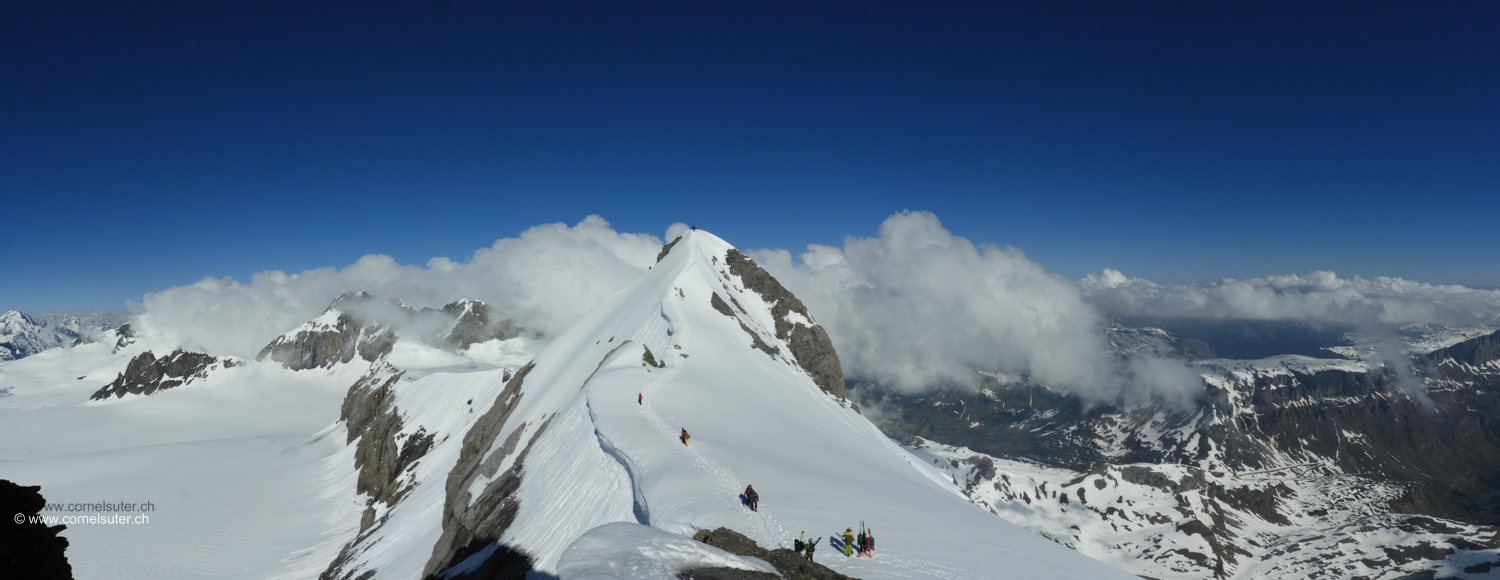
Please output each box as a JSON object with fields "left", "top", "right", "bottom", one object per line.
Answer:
{"left": 791, "top": 527, "right": 873, "bottom": 562}
{"left": 667, "top": 423, "right": 875, "bottom": 563}
{"left": 853, "top": 527, "right": 873, "bottom": 557}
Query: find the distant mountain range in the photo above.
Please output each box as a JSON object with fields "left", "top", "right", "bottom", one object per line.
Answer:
{"left": 853, "top": 321, "right": 1500, "bottom": 578}
{"left": 0, "top": 310, "right": 128, "bottom": 361}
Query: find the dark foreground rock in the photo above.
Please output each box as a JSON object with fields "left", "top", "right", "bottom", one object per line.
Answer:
{"left": 678, "top": 567, "right": 781, "bottom": 580}
{"left": 691, "top": 527, "right": 857, "bottom": 580}
{"left": 0, "top": 479, "right": 73, "bottom": 579}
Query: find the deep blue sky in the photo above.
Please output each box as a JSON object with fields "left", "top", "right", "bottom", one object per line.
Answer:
{"left": 4, "top": 1, "right": 1497, "bottom": 313}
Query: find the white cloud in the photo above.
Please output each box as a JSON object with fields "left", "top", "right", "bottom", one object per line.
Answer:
{"left": 751, "top": 210, "right": 1200, "bottom": 402}
{"left": 1081, "top": 269, "right": 1500, "bottom": 326}
{"left": 137, "top": 216, "right": 663, "bottom": 359}
{"left": 129, "top": 209, "right": 1500, "bottom": 406}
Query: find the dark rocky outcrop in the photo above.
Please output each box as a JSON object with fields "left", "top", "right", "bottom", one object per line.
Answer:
{"left": 320, "top": 361, "right": 486, "bottom": 580}
{"left": 0, "top": 480, "right": 73, "bottom": 580}
{"left": 422, "top": 362, "right": 549, "bottom": 578}
{"left": 691, "top": 527, "right": 856, "bottom": 580}
{"left": 710, "top": 293, "right": 781, "bottom": 358}
{"left": 258, "top": 292, "right": 397, "bottom": 370}
{"left": 439, "top": 299, "right": 523, "bottom": 351}
{"left": 657, "top": 235, "right": 683, "bottom": 263}
{"left": 423, "top": 542, "right": 533, "bottom": 580}
{"left": 339, "top": 364, "right": 436, "bottom": 530}
{"left": 90, "top": 349, "right": 234, "bottom": 400}
{"left": 319, "top": 364, "right": 441, "bottom": 580}
{"left": 724, "top": 250, "right": 845, "bottom": 399}
{"left": 111, "top": 323, "right": 136, "bottom": 353}
{"left": 1422, "top": 329, "right": 1500, "bottom": 383}
{"left": 678, "top": 567, "right": 781, "bottom": 580}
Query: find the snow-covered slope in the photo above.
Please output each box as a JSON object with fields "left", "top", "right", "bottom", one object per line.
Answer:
{"left": 326, "top": 230, "right": 1134, "bottom": 580}
{"left": 0, "top": 328, "right": 366, "bottom": 579}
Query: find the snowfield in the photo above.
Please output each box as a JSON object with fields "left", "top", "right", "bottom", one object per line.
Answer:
{"left": 1, "top": 230, "right": 1134, "bottom": 580}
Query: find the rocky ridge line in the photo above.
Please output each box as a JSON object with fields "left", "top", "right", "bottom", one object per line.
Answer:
{"left": 723, "top": 249, "right": 845, "bottom": 400}
{"left": 89, "top": 349, "right": 235, "bottom": 400}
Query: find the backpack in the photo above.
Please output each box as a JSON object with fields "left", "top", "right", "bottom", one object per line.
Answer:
{"left": 794, "top": 538, "right": 804, "bottom": 552}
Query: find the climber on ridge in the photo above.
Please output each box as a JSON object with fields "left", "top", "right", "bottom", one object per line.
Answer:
{"left": 680, "top": 428, "right": 690, "bottom": 447}
{"left": 744, "top": 485, "right": 759, "bottom": 511}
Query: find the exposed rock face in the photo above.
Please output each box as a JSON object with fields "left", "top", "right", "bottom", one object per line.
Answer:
{"left": 657, "top": 235, "right": 682, "bottom": 263}
{"left": 723, "top": 250, "right": 845, "bottom": 399}
{"left": 0, "top": 479, "right": 73, "bottom": 580}
{"left": 678, "top": 567, "right": 781, "bottom": 580}
{"left": 89, "top": 350, "right": 235, "bottom": 400}
{"left": 439, "top": 299, "right": 521, "bottom": 351}
{"left": 1423, "top": 328, "right": 1500, "bottom": 383}
{"left": 111, "top": 323, "right": 136, "bottom": 353}
{"left": 691, "top": 527, "right": 856, "bottom": 580}
{"left": 423, "top": 362, "right": 549, "bottom": 578}
{"left": 257, "top": 292, "right": 397, "bottom": 371}
{"left": 259, "top": 293, "right": 524, "bottom": 371}
{"left": 710, "top": 293, "right": 780, "bottom": 359}
{"left": 337, "top": 363, "right": 433, "bottom": 530}
{"left": 320, "top": 365, "right": 443, "bottom": 580}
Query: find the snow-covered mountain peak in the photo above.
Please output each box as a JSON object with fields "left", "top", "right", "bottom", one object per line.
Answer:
{"left": 256, "top": 293, "right": 524, "bottom": 371}
{"left": 318, "top": 228, "right": 1132, "bottom": 580}
{"left": 1, "top": 309, "right": 83, "bottom": 362}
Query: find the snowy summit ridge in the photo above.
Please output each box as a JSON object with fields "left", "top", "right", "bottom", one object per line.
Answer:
{"left": 322, "top": 229, "right": 1132, "bottom": 579}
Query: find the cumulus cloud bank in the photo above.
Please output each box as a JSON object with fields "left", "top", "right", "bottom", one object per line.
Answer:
{"left": 752, "top": 211, "right": 1200, "bottom": 403}
{"left": 138, "top": 216, "right": 665, "bottom": 359}
{"left": 1081, "top": 268, "right": 1500, "bottom": 326}
{"left": 131, "top": 209, "right": 1500, "bottom": 405}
